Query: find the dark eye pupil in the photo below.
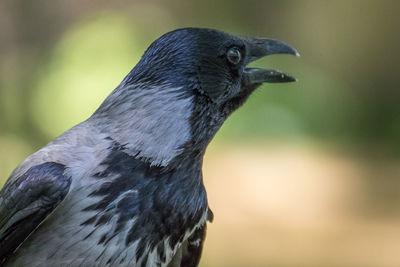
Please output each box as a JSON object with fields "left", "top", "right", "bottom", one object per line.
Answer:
{"left": 227, "top": 48, "right": 241, "bottom": 64}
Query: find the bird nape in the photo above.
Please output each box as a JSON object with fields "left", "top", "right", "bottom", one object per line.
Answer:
{"left": 0, "top": 28, "right": 298, "bottom": 267}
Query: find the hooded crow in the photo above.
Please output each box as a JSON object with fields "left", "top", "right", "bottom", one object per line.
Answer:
{"left": 0, "top": 28, "right": 299, "bottom": 266}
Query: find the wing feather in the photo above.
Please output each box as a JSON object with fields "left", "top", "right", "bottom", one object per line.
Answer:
{"left": 0, "top": 162, "right": 71, "bottom": 264}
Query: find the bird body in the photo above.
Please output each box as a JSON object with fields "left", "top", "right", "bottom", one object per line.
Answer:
{"left": 2, "top": 121, "right": 209, "bottom": 266}
{"left": 0, "top": 28, "right": 298, "bottom": 266}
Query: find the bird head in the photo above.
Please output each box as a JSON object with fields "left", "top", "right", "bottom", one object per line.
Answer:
{"left": 126, "top": 28, "right": 298, "bottom": 104}
{"left": 94, "top": 28, "right": 299, "bottom": 165}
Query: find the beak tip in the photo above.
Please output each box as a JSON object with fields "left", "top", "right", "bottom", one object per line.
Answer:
{"left": 290, "top": 47, "right": 300, "bottom": 57}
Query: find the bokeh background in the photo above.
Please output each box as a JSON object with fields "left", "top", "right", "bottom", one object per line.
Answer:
{"left": 1, "top": 0, "right": 399, "bottom": 266}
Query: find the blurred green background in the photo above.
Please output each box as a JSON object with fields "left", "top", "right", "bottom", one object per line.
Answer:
{"left": 0, "top": 0, "right": 399, "bottom": 266}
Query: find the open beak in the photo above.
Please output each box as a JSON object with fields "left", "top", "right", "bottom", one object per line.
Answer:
{"left": 242, "top": 38, "right": 299, "bottom": 86}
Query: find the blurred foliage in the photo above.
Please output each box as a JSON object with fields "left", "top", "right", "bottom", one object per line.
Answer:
{"left": 0, "top": 0, "right": 398, "bottom": 191}
{"left": 0, "top": 1, "right": 399, "bottom": 265}
{"left": 0, "top": 0, "right": 399, "bottom": 192}
{"left": 1, "top": 1, "right": 398, "bottom": 151}
{"left": 32, "top": 12, "right": 141, "bottom": 137}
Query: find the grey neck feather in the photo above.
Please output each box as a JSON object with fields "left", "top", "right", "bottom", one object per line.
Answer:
{"left": 89, "top": 83, "right": 194, "bottom": 166}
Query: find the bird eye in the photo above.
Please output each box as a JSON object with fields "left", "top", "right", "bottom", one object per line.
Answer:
{"left": 226, "top": 47, "right": 241, "bottom": 64}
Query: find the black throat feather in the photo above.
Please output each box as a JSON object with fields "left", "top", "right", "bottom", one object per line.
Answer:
{"left": 81, "top": 139, "right": 208, "bottom": 264}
